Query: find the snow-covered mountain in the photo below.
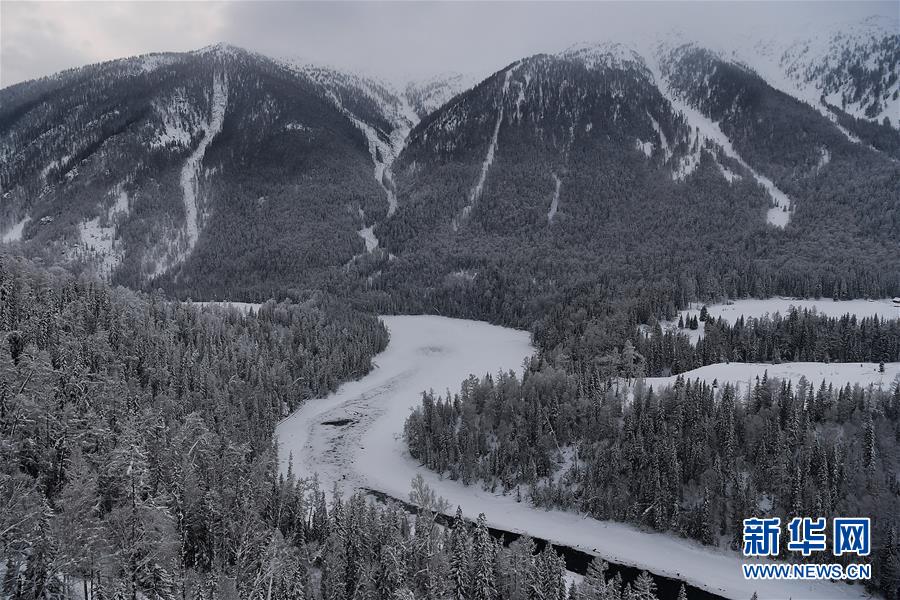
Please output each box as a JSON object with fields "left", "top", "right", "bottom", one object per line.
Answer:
{"left": 1, "top": 19, "right": 897, "bottom": 301}
{"left": 404, "top": 72, "right": 480, "bottom": 118}
{"left": 729, "top": 15, "right": 899, "bottom": 127}
{"left": 0, "top": 44, "right": 430, "bottom": 295}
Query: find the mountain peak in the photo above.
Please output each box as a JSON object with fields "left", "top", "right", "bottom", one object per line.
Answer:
{"left": 560, "top": 41, "right": 647, "bottom": 72}
{"left": 193, "top": 42, "right": 251, "bottom": 58}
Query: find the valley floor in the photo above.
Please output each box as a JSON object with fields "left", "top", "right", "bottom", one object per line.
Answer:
{"left": 274, "top": 315, "right": 874, "bottom": 600}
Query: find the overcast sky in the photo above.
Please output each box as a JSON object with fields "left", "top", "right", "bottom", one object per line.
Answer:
{"left": 1, "top": 1, "right": 896, "bottom": 88}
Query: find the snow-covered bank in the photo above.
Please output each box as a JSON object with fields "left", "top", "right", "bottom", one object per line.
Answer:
{"left": 275, "top": 315, "right": 870, "bottom": 600}
{"left": 192, "top": 301, "right": 261, "bottom": 314}
{"left": 664, "top": 297, "right": 900, "bottom": 345}
{"left": 686, "top": 297, "right": 899, "bottom": 324}
{"left": 646, "top": 361, "right": 900, "bottom": 397}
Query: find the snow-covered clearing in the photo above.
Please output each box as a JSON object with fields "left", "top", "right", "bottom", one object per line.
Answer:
{"left": 646, "top": 361, "right": 900, "bottom": 398}
{"left": 1, "top": 216, "right": 30, "bottom": 243}
{"left": 663, "top": 297, "right": 900, "bottom": 345}
{"left": 635, "top": 138, "right": 654, "bottom": 158}
{"left": 150, "top": 89, "right": 197, "bottom": 149}
{"left": 648, "top": 112, "right": 672, "bottom": 161}
{"left": 77, "top": 218, "right": 121, "bottom": 275}
{"left": 192, "top": 301, "right": 261, "bottom": 315}
{"left": 688, "top": 297, "right": 899, "bottom": 324}
{"left": 276, "top": 315, "right": 869, "bottom": 600}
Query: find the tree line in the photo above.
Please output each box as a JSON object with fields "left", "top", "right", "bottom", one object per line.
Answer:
{"left": 634, "top": 307, "right": 900, "bottom": 377}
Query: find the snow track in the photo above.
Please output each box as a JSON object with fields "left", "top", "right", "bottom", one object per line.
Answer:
{"left": 276, "top": 315, "right": 870, "bottom": 600}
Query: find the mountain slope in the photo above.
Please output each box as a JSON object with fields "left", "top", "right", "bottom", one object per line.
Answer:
{"left": 366, "top": 38, "right": 898, "bottom": 325}
{"left": 0, "top": 45, "right": 405, "bottom": 297}
{"left": 1, "top": 24, "right": 897, "bottom": 310}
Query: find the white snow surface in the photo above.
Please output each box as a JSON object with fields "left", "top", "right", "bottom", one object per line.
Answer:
{"left": 646, "top": 362, "right": 900, "bottom": 398}
{"left": 635, "top": 138, "right": 654, "bottom": 158}
{"left": 276, "top": 315, "right": 870, "bottom": 600}
{"left": 151, "top": 88, "right": 198, "bottom": 149}
{"left": 1, "top": 216, "right": 30, "bottom": 243}
{"left": 192, "top": 301, "right": 261, "bottom": 315}
{"left": 688, "top": 297, "right": 900, "bottom": 324}
{"left": 547, "top": 173, "right": 562, "bottom": 223}
{"left": 358, "top": 225, "right": 379, "bottom": 252}
{"left": 77, "top": 218, "right": 120, "bottom": 275}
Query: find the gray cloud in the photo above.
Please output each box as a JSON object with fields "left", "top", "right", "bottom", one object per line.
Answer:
{"left": 2, "top": 1, "right": 895, "bottom": 88}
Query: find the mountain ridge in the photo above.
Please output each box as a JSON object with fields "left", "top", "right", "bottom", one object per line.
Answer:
{"left": 1, "top": 22, "right": 897, "bottom": 309}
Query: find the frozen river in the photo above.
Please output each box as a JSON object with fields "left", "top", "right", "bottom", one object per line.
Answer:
{"left": 275, "top": 315, "right": 871, "bottom": 600}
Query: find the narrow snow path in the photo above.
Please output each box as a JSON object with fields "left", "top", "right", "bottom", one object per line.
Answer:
{"left": 330, "top": 91, "right": 416, "bottom": 219}
{"left": 276, "top": 315, "right": 870, "bottom": 600}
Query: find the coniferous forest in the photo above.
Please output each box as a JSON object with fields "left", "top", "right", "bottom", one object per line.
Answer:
{"left": 2, "top": 6, "right": 900, "bottom": 600}
{"left": 0, "top": 253, "right": 679, "bottom": 599}
{"left": 405, "top": 366, "right": 900, "bottom": 598}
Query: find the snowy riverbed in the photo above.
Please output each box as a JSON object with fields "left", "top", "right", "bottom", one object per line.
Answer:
{"left": 275, "top": 315, "right": 871, "bottom": 600}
